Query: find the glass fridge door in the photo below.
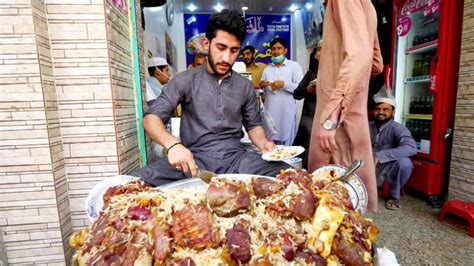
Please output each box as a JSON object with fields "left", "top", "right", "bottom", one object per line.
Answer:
{"left": 394, "top": 1, "right": 440, "bottom": 157}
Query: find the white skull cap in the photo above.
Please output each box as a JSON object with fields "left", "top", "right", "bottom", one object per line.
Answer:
{"left": 148, "top": 57, "right": 168, "bottom": 67}
{"left": 374, "top": 96, "right": 396, "bottom": 108}
{"left": 373, "top": 85, "right": 396, "bottom": 108}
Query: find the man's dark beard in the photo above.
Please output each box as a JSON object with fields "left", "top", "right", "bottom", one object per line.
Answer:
{"left": 208, "top": 52, "right": 232, "bottom": 78}
{"left": 244, "top": 57, "right": 253, "bottom": 66}
{"left": 375, "top": 115, "right": 393, "bottom": 127}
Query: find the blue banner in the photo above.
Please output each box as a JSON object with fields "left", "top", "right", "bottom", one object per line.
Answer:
{"left": 184, "top": 13, "right": 291, "bottom": 66}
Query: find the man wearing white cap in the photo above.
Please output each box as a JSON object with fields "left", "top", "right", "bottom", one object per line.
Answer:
{"left": 146, "top": 57, "right": 171, "bottom": 159}
{"left": 146, "top": 57, "right": 170, "bottom": 105}
{"left": 369, "top": 94, "right": 417, "bottom": 210}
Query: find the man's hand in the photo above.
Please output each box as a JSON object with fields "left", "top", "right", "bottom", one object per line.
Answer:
{"left": 272, "top": 80, "right": 284, "bottom": 90}
{"left": 260, "top": 80, "right": 271, "bottom": 88}
{"left": 314, "top": 122, "right": 338, "bottom": 154}
{"left": 261, "top": 140, "right": 277, "bottom": 154}
{"left": 167, "top": 144, "right": 199, "bottom": 177}
{"left": 307, "top": 83, "right": 316, "bottom": 94}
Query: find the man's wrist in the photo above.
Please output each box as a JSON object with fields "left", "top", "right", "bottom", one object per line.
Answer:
{"left": 322, "top": 119, "right": 338, "bottom": 130}
{"left": 164, "top": 142, "right": 182, "bottom": 155}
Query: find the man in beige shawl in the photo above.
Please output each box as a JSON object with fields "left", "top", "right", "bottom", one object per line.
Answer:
{"left": 308, "top": 0, "right": 383, "bottom": 211}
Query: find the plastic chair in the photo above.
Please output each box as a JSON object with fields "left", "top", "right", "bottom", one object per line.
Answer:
{"left": 438, "top": 200, "right": 474, "bottom": 237}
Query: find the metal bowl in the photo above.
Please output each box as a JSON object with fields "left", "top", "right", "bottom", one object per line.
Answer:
{"left": 312, "top": 164, "right": 368, "bottom": 214}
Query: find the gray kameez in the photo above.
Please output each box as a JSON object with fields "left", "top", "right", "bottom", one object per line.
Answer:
{"left": 132, "top": 65, "right": 289, "bottom": 186}
{"left": 369, "top": 120, "right": 417, "bottom": 199}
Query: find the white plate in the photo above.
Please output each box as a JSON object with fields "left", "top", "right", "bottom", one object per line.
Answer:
{"left": 312, "top": 165, "right": 368, "bottom": 214}
{"left": 240, "top": 138, "right": 252, "bottom": 144}
{"left": 85, "top": 175, "right": 138, "bottom": 222}
{"left": 261, "top": 145, "right": 305, "bottom": 161}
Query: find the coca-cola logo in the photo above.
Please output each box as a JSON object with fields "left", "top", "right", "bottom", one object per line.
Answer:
{"left": 401, "top": 0, "right": 438, "bottom": 16}
{"left": 397, "top": 16, "right": 412, "bottom": 36}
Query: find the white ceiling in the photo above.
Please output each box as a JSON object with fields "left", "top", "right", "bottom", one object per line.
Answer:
{"left": 174, "top": 0, "right": 308, "bottom": 14}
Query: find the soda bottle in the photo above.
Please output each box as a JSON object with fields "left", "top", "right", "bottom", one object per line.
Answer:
{"left": 422, "top": 56, "right": 430, "bottom": 76}
{"left": 422, "top": 96, "right": 430, "bottom": 115}
{"left": 412, "top": 31, "right": 419, "bottom": 47}
{"left": 413, "top": 121, "right": 420, "bottom": 142}
{"left": 409, "top": 96, "right": 415, "bottom": 114}
{"left": 413, "top": 59, "right": 419, "bottom": 77}
{"left": 429, "top": 96, "right": 434, "bottom": 114}
{"left": 422, "top": 121, "right": 430, "bottom": 140}
{"left": 414, "top": 96, "right": 420, "bottom": 114}
{"left": 406, "top": 120, "right": 412, "bottom": 133}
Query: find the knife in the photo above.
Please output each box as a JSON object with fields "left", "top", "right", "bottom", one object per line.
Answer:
{"left": 196, "top": 169, "right": 217, "bottom": 184}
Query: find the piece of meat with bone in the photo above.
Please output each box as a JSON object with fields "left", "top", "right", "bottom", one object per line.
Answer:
{"left": 277, "top": 169, "right": 312, "bottom": 187}
{"left": 225, "top": 219, "right": 252, "bottom": 264}
{"left": 153, "top": 224, "right": 171, "bottom": 265}
{"left": 267, "top": 183, "right": 315, "bottom": 221}
{"left": 171, "top": 203, "right": 221, "bottom": 249}
{"left": 251, "top": 178, "right": 285, "bottom": 198}
{"left": 103, "top": 180, "right": 150, "bottom": 207}
{"left": 206, "top": 178, "right": 251, "bottom": 217}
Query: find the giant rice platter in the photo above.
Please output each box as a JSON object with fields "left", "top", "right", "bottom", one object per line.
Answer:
{"left": 70, "top": 168, "right": 378, "bottom": 265}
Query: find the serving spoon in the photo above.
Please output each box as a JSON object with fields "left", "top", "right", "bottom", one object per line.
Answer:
{"left": 340, "top": 160, "right": 364, "bottom": 182}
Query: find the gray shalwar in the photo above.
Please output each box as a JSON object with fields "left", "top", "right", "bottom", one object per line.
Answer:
{"left": 369, "top": 119, "right": 417, "bottom": 199}
{"left": 132, "top": 65, "right": 290, "bottom": 186}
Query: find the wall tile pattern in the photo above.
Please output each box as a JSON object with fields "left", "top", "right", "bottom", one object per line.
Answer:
{"left": 0, "top": 0, "right": 146, "bottom": 264}
{"left": 449, "top": 0, "right": 474, "bottom": 202}
{"left": 0, "top": 0, "right": 69, "bottom": 264}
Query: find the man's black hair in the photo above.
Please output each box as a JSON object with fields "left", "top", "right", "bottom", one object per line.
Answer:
{"left": 206, "top": 9, "right": 246, "bottom": 43}
{"left": 270, "top": 37, "right": 287, "bottom": 49}
{"left": 147, "top": 65, "right": 166, "bottom": 77}
{"left": 241, "top": 45, "right": 255, "bottom": 54}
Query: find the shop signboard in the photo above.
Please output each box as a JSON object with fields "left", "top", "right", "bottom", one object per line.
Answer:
{"left": 184, "top": 13, "right": 291, "bottom": 66}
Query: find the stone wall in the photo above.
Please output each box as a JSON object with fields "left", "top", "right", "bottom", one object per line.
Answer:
{"left": 105, "top": 0, "right": 142, "bottom": 175}
{"left": 449, "top": 0, "right": 474, "bottom": 202}
{"left": 0, "top": 0, "right": 70, "bottom": 263}
{"left": 0, "top": 0, "right": 145, "bottom": 264}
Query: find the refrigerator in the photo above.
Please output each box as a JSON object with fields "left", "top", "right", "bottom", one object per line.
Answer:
{"left": 390, "top": 0, "right": 464, "bottom": 196}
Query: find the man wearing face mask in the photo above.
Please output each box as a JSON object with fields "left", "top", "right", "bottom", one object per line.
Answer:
{"left": 146, "top": 57, "right": 170, "bottom": 106}
{"left": 260, "top": 37, "right": 304, "bottom": 145}
{"left": 132, "top": 10, "right": 290, "bottom": 186}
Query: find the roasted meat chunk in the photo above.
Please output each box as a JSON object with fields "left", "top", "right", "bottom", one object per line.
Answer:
{"left": 251, "top": 178, "right": 285, "bottom": 198}
{"left": 277, "top": 169, "right": 312, "bottom": 187}
{"left": 171, "top": 203, "right": 221, "bottom": 249}
{"left": 325, "top": 181, "right": 353, "bottom": 210}
{"left": 225, "top": 220, "right": 252, "bottom": 263}
{"left": 330, "top": 212, "right": 378, "bottom": 266}
{"left": 295, "top": 245, "right": 327, "bottom": 265}
{"left": 153, "top": 224, "right": 171, "bottom": 265}
{"left": 206, "top": 178, "right": 251, "bottom": 217}
{"left": 103, "top": 180, "right": 150, "bottom": 207}
{"left": 267, "top": 183, "right": 315, "bottom": 221}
